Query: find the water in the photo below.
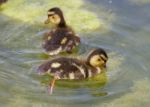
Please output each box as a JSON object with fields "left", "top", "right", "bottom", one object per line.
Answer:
{"left": 0, "top": 0, "right": 150, "bottom": 107}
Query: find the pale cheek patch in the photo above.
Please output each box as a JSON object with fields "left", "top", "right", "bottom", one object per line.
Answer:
{"left": 51, "top": 62, "right": 61, "bottom": 68}
{"left": 50, "top": 14, "right": 61, "bottom": 24}
{"left": 50, "top": 18, "right": 55, "bottom": 23}
{"left": 61, "top": 37, "right": 67, "bottom": 44}
{"left": 90, "top": 55, "right": 100, "bottom": 66}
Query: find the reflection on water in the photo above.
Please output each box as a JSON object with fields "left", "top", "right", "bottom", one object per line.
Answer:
{"left": 99, "top": 79, "right": 150, "bottom": 107}
{"left": 0, "top": 0, "right": 150, "bottom": 107}
{"left": 129, "top": 0, "right": 150, "bottom": 5}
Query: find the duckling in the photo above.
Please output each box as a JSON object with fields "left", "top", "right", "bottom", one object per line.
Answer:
{"left": 43, "top": 7, "right": 80, "bottom": 55}
{"left": 37, "top": 48, "right": 108, "bottom": 94}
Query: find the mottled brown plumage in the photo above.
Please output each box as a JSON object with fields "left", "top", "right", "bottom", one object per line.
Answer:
{"left": 43, "top": 7, "right": 80, "bottom": 55}
{"left": 37, "top": 48, "right": 108, "bottom": 94}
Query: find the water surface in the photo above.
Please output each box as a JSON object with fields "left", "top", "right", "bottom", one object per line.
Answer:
{"left": 0, "top": 0, "right": 150, "bottom": 107}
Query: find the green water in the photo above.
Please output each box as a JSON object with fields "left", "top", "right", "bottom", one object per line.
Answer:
{"left": 0, "top": 0, "right": 150, "bottom": 107}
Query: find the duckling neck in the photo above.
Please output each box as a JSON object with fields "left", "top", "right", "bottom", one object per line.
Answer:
{"left": 85, "top": 61, "right": 91, "bottom": 67}
{"left": 58, "top": 21, "right": 67, "bottom": 28}
{"left": 85, "top": 61, "right": 105, "bottom": 70}
{"left": 58, "top": 23, "right": 66, "bottom": 28}
{"left": 57, "top": 16, "right": 67, "bottom": 28}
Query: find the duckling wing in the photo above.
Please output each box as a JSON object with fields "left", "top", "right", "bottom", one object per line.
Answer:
{"left": 62, "top": 33, "right": 80, "bottom": 53}
{"left": 42, "top": 28, "right": 80, "bottom": 55}
{"left": 42, "top": 30, "right": 68, "bottom": 55}
{"left": 38, "top": 57, "right": 88, "bottom": 80}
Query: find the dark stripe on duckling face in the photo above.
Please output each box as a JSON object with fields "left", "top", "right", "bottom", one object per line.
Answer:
{"left": 45, "top": 7, "right": 66, "bottom": 27}
{"left": 86, "top": 48, "right": 108, "bottom": 68}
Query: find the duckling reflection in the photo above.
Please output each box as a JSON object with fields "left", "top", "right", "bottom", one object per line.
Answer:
{"left": 43, "top": 7, "right": 80, "bottom": 56}
{"left": 38, "top": 48, "right": 108, "bottom": 94}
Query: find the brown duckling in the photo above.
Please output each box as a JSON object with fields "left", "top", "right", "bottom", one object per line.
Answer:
{"left": 43, "top": 7, "right": 80, "bottom": 55}
{"left": 37, "top": 48, "right": 108, "bottom": 94}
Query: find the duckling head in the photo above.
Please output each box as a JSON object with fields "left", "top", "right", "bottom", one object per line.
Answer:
{"left": 44, "top": 7, "right": 66, "bottom": 27}
{"left": 86, "top": 48, "right": 108, "bottom": 68}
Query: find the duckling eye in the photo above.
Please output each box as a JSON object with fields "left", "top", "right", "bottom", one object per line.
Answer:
{"left": 97, "top": 58, "right": 101, "bottom": 61}
{"left": 51, "top": 16, "right": 55, "bottom": 19}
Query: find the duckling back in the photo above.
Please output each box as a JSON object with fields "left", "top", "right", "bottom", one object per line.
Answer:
{"left": 42, "top": 28, "right": 80, "bottom": 55}
{"left": 38, "top": 57, "right": 104, "bottom": 80}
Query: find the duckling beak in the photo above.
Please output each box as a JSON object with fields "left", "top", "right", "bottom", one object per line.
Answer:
{"left": 44, "top": 19, "right": 50, "bottom": 24}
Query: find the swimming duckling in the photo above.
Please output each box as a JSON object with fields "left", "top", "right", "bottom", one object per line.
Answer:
{"left": 43, "top": 7, "right": 80, "bottom": 55}
{"left": 37, "top": 48, "right": 108, "bottom": 94}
